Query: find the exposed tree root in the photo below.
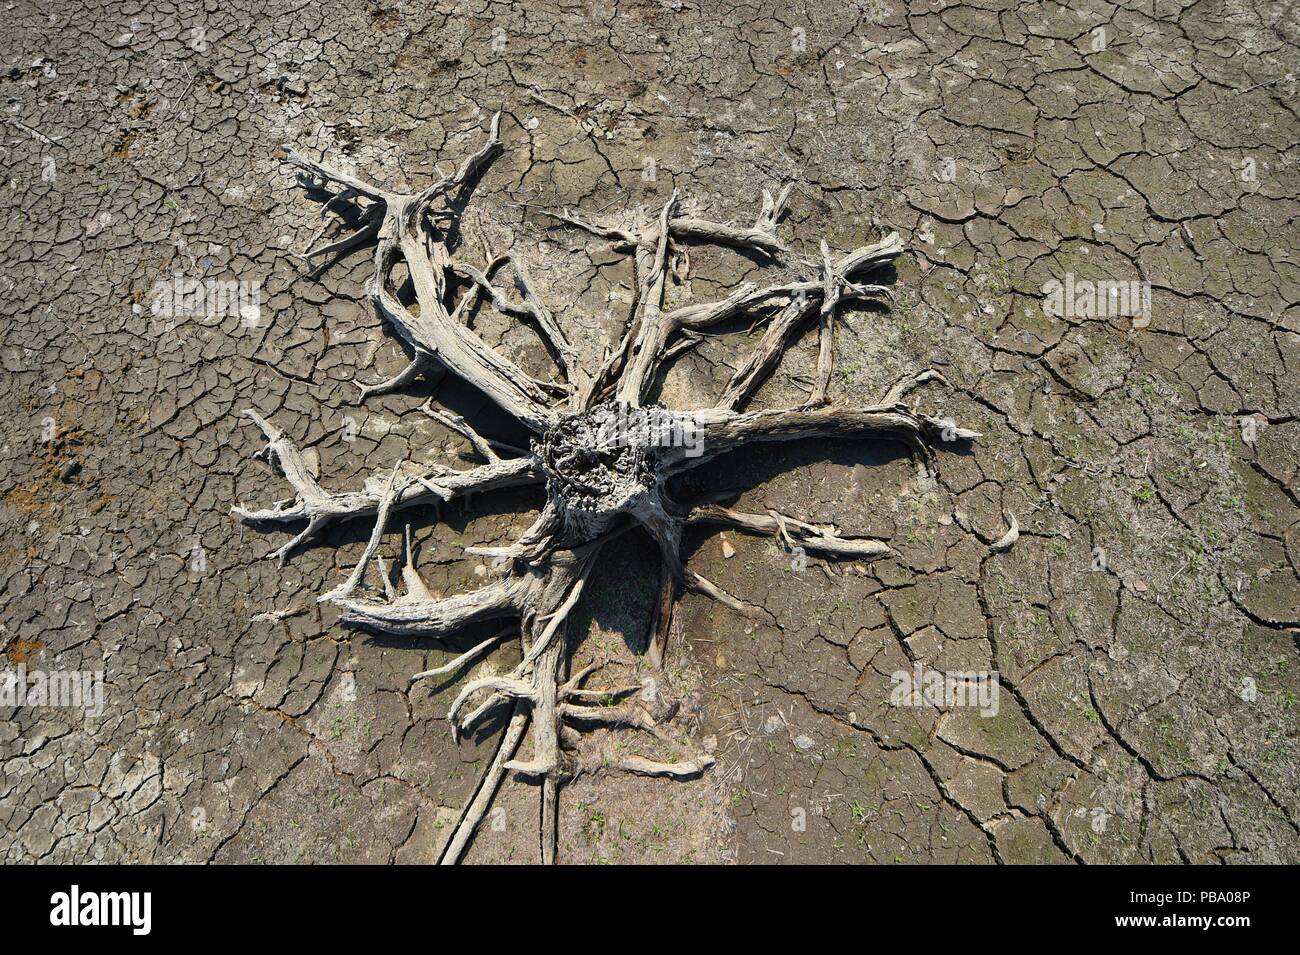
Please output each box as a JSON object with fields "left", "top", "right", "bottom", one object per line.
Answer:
{"left": 990, "top": 512, "right": 1020, "bottom": 553}
{"left": 686, "top": 504, "right": 892, "bottom": 559}
{"left": 234, "top": 113, "right": 978, "bottom": 864}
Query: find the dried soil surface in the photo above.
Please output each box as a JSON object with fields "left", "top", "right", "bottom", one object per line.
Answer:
{"left": 1, "top": 0, "right": 1297, "bottom": 863}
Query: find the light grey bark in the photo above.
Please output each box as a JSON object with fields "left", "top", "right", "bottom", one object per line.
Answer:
{"left": 235, "top": 114, "right": 979, "bottom": 864}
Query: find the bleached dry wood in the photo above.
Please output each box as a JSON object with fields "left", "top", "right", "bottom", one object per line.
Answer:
{"left": 686, "top": 504, "right": 892, "bottom": 559}
{"left": 614, "top": 755, "right": 715, "bottom": 779}
{"left": 717, "top": 233, "right": 902, "bottom": 410}
{"left": 675, "top": 400, "right": 979, "bottom": 473}
{"left": 410, "top": 629, "right": 512, "bottom": 683}
{"left": 990, "top": 512, "right": 1020, "bottom": 553}
{"left": 236, "top": 113, "right": 980, "bottom": 865}
{"left": 438, "top": 702, "right": 529, "bottom": 866}
{"left": 231, "top": 410, "right": 542, "bottom": 564}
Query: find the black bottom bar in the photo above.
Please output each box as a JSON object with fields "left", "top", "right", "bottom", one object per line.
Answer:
{"left": 0, "top": 864, "right": 1281, "bottom": 941}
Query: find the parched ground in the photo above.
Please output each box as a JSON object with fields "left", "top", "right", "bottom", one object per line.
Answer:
{"left": 1, "top": 0, "right": 1297, "bottom": 864}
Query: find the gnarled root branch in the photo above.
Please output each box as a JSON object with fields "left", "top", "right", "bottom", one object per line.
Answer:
{"left": 686, "top": 504, "right": 892, "bottom": 559}
{"left": 238, "top": 113, "right": 985, "bottom": 865}
{"left": 231, "top": 410, "right": 542, "bottom": 565}
{"left": 678, "top": 398, "right": 979, "bottom": 474}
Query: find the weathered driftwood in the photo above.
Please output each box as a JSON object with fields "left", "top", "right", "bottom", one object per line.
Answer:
{"left": 234, "top": 114, "right": 977, "bottom": 864}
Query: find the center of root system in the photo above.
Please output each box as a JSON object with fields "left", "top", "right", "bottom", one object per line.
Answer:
{"left": 536, "top": 401, "right": 679, "bottom": 521}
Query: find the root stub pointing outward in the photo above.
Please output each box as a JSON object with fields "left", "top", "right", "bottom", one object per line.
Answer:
{"left": 232, "top": 112, "right": 979, "bottom": 864}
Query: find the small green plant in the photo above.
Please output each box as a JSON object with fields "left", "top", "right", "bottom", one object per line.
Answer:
{"left": 982, "top": 258, "right": 1013, "bottom": 295}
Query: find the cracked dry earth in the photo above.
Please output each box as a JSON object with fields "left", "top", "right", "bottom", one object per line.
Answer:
{"left": 1, "top": 0, "right": 1297, "bottom": 866}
